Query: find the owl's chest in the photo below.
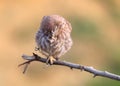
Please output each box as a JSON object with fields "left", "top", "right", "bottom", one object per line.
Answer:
{"left": 40, "top": 35, "right": 63, "bottom": 53}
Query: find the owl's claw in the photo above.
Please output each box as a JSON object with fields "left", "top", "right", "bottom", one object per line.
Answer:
{"left": 46, "top": 56, "right": 56, "bottom": 65}
{"left": 35, "top": 47, "right": 39, "bottom": 51}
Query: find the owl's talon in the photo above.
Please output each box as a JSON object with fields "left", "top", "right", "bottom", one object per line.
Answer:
{"left": 35, "top": 47, "right": 39, "bottom": 51}
{"left": 46, "top": 56, "right": 56, "bottom": 65}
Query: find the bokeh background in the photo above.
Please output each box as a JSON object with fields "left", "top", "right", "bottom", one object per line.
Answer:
{"left": 0, "top": 0, "right": 120, "bottom": 86}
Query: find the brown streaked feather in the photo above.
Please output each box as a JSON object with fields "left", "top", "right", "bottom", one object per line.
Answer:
{"left": 35, "top": 15, "right": 73, "bottom": 60}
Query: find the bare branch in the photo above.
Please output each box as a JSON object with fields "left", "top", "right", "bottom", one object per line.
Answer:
{"left": 19, "top": 53, "right": 120, "bottom": 81}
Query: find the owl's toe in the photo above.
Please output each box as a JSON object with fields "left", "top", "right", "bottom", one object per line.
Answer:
{"left": 46, "top": 56, "right": 56, "bottom": 65}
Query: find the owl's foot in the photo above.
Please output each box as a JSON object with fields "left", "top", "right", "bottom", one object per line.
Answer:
{"left": 35, "top": 47, "right": 39, "bottom": 51}
{"left": 46, "top": 56, "right": 56, "bottom": 65}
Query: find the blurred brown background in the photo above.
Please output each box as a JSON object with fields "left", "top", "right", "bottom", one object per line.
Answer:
{"left": 0, "top": 0, "right": 120, "bottom": 86}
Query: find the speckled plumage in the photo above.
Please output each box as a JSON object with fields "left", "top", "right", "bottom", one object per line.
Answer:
{"left": 35, "top": 15, "right": 73, "bottom": 63}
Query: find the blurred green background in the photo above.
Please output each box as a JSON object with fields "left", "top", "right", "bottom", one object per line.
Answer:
{"left": 0, "top": 0, "right": 120, "bottom": 86}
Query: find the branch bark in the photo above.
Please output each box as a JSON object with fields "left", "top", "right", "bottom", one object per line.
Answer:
{"left": 19, "top": 53, "right": 120, "bottom": 81}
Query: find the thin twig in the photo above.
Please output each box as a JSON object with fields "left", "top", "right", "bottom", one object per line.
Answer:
{"left": 19, "top": 53, "right": 120, "bottom": 81}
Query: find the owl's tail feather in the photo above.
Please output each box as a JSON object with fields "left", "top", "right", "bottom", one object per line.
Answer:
{"left": 46, "top": 56, "right": 56, "bottom": 65}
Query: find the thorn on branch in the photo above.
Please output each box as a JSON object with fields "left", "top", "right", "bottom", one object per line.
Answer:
{"left": 33, "top": 53, "right": 38, "bottom": 58}
{"left": 79, "top": 65, "right": 84, "bottom": 71}
{"left": 93, "top": 74, "right": 98, "bottom": 78}
{"left": 70, "top": 67, "right": 73, "bottom": 70}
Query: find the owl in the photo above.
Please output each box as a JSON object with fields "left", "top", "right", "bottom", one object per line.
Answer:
{"left": 35, "top": 15, "right": 73, "bottom": 64}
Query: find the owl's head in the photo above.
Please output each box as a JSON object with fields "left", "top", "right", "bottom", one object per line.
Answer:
{"left": 41, "top": 15, "right": 71, "bottom": 34}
